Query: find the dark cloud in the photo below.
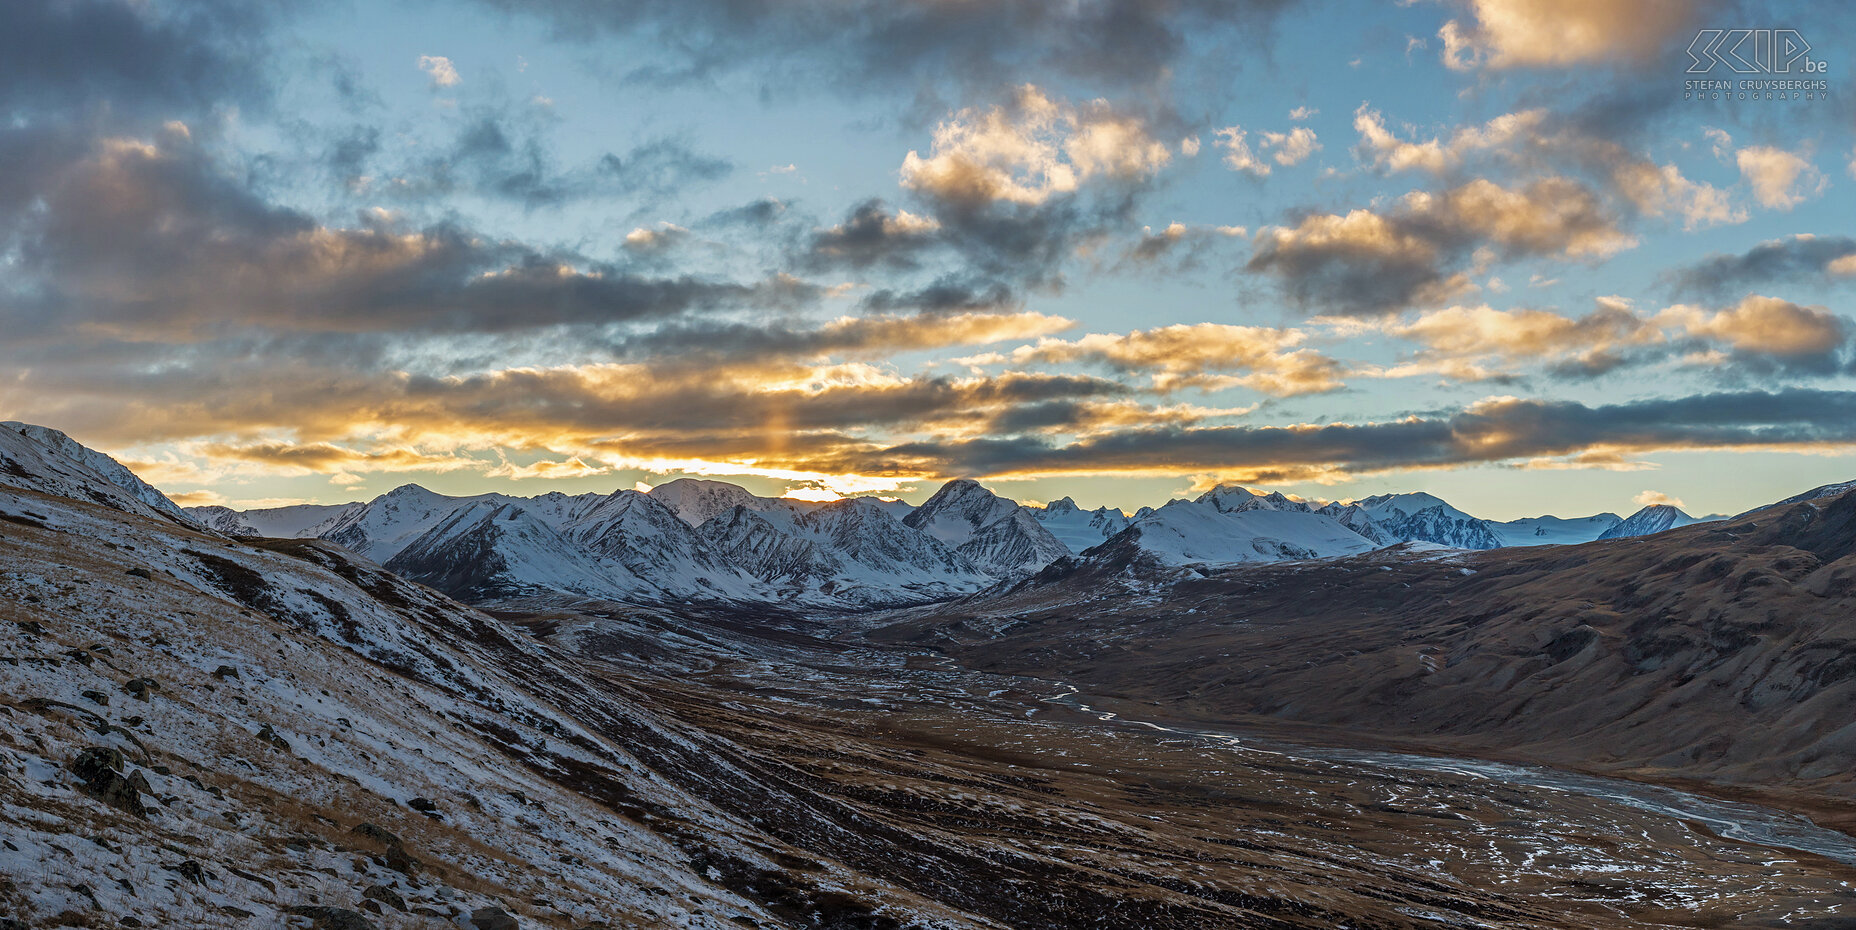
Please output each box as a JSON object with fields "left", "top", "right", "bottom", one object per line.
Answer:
{"left": 474, "top": 0, "right": 1292, "bottom": 99}
{"left": 860, "top": 278, "right": 1020, "bottom": 315}
{"left": 824, "top": 389, "right": 1856, "bottom": 478}
{"left": 347, "top": 110, "right": 733, "bottom": 209}
{"left": 0, "top": 0, "right": 274, "bottom": 118}
{"left": 700, "top": 198, "right": 789, "bottom": 229}
{"left": 1248, "top": 177, "right": 1631, "bottom": 316}
{"left": 803, "top": 199, "right": 943, "bottom": 271}
{"left": 1669, "top": 235, "right": 1856, "bottom": 298}
{"left": 0, "top": 127, "right": 785, "bottom": 339}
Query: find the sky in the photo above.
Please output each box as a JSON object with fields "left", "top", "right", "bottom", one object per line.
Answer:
{"left": 3, "top": 0, "right": 1856, "bottom": 520}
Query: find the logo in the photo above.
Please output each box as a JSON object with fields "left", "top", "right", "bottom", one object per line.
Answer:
{"left": 1687, "top": 29, "right": 1827, "bottom": 73}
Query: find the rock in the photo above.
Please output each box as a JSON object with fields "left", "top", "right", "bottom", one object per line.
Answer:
{"left": 350, "top": 823, "right": 402, "bottom": 846}
{"left": 257, "top": 724, "right": 291, "bottom": 751}
{"left": 361, "top": 884, "right": 407, "bottom": 912}
{"left": 80, "top": 689, "right": 109, "bottom": 706}
{"left": 470, "top": 906, "right": 519, "bottom": 930}
{"left": 349, "top": 823, "right": 420, "bottom": 874}
{"left": 124, "top": 568, "right": 152, "bottom": 579}
{"left": 284, "top": 906, "right": 379, "bottom": 930}
{"left": 163, "top": 860, "right": 210, "bottom": 885}
{"left": 70, "top": 746, "right": 146, "bottom": 817}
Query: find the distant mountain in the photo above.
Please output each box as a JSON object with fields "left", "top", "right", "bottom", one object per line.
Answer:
{"left": 903, "top": 479, "right": 1069, "bottom": 577}
{"left": 1355, "top": 492, "right": 1502, "bottom": 550}
{"left": 649, "top": 477, "right": 816, "bottom": 528}
{"left": 1197, "top": 485, "right": 1312, "bottom": 514}
{"left": 1031, "top": 496, "right": 1131, "bottom": 554}
{"left": 1490, "top": 513, "right": 1623, "bottom": 547}
{"left": 1092, "top": 499, "right": 1382, "bottom": 569}
{"left": 158, "top": 433, "right": 1835, "bottom": 608}
{"left": 1316, "top": 502, "right": 1400, "bottom": 547}
{"left": 1598, "top": 504, "right": 1716, "bottom": 540}
{"left": 383, "top": 499, "right": 647, "bottom": 602}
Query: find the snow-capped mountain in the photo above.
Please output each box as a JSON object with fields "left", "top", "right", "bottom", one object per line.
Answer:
{"left": 903, "top": 478, "right": 1069, "bottom": 576}
{"left": 1490, "top": 513, "right": 1624, "bottom": 547}
{"left": 1031, "top": 496, "right": 1132, "bottom": 554}
{"left": 1354, "top": 492, "right": 1502, "bottom": 550}
{"left": 1104, "top": 499, "right": 1381, "bottom": 568}
{"left": 0, "top": 422, "right": 194, "bottom": 526}
{"left": 1197, "top": 485, "right": 1313, "bottom": 514}
{"left": 384, "top": 499, "right": 648, "bottom": 602}
{"left": 1316, "top": 502, "right": 1400, "bottom": 547}
{"left": 1597, "top": 504, "right": 1717, "bottom": 540}
{"left": 649, "top": 477, "right": 815, "bottom": 528}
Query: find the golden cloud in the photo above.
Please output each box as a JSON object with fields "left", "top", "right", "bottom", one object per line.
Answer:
{"left": 899, "top": 85, "right": 1171, "bottom": 207}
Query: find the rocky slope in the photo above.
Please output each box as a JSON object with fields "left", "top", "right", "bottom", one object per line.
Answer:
{"left": 0, "top": 445, "right": 985, "bottom": 929}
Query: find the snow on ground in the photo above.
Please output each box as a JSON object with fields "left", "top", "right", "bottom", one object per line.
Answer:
{"left": 0, "top": 485, "right": 965, "bottom": 929}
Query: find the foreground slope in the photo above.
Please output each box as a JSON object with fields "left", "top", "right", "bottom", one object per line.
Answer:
{"left": 0, "top": 477, "right": 980, "bottom": 928}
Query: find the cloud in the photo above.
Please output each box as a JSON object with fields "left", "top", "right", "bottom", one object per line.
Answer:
{"left": 1735, "top": 146, "right": 1828, "bottom": 210}
{"left": 1000, "top": 323, "right": 1346, "bottom": 395}
{"left": 827, "top": 388, "right": 1856, "bottom": 481}
{"left": 622, "top": 223, "right": 691, "bottom": 254}
{"left": 1113, "top": 221, "right": 1246, "bottom": 272}
{"left": 804, "top": 200, "right": 943, "bottom": 270}
{"left": 1669, "top": 234, "right": 1856, "bottom": 297}
{"left": 1214, "top": 124, "right": 1318, "bottom": 175}
{"left": 417, "top": 55, "right": 461, "bottom": 88}
{"left": 352, "top": 113, "right": 734, "bottom": 209}
{"left": 1436, "top": 0, "right": 1701, "bottom": 71}
{"left": 1370, "top": 300, "right": 1660, "bottom": 379}
{"left": 1248, "top": 176, "right": 1633, "bottom": 315}
{"left": 1633, "top": 489, "right": 1683, "bottom": 508}
{"left": 1657, "top": 295, "right": 1850, "bottom": 369}
{"left": 1353, "top": 105, "right": 1546, "bottom": 174}
{"left": 0, "top": 0, "right": 274, "bottom": 118}
{"left": 1352, "top": 104, "right": 1742, "bottom": 230}
{"left": 1371, "top": 295, "right": 1852, "bottom": 380}
{"left": 1261, "top": 127, "right": 1320, "bottom": 166}
{"left": 468, "top": 0, "right": 1292, "bottom": 98}
{"left": 0, "top": 127, "right": 776, "bottom": 340}
{"left": 1214, "top": 126, "right": 1269, "bottom": 176}
{"left": 899, "top": 85, "right": 1170, "bottom": 208}
{"left": 485, "top": 456, "right": 611, "bottom": 480}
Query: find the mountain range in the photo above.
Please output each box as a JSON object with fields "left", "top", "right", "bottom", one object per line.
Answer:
{"left": 169, "top": 453, "right": 1738, "bottom": 609}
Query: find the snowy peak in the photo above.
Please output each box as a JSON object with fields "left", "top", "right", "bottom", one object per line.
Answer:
{"left": 0, "top": 422, "right": 194, "bottom": 525}
{"left": 903, "top": 479, "right": 1021, "bottom": 545}
{"left": 1316, "top": 502, "right": 1399, "bottom": 547}
{"left": 649, "top": 477, "right": 775, "bottom": 527}
{"left": 189, "top": 504, "right": 263, "bottom": 535}
{"left": 1197, "top": 485, "right": 1311, "bottom": 514}
{"left": 1353, "top": 492, "right": 1500, "bottom": 550}
{"left": 1598, "top": 504, "right": 1711, "bottom": 540}
{"left": 905, "top": 479, "right": 1067, "bottom": 576}
{"left": 1032, "top": 497, "right": 1132, "bottom": 555}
